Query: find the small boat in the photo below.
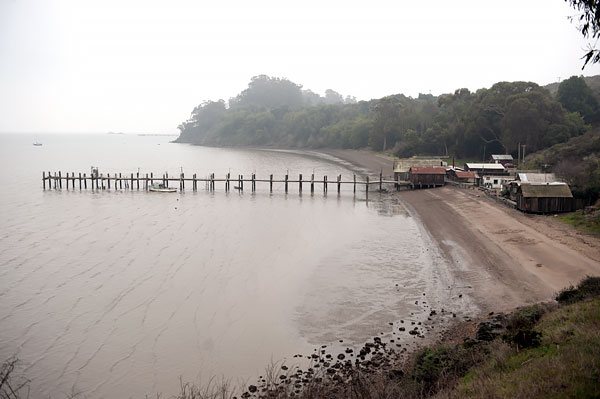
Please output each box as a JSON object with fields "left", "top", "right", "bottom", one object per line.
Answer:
{"left": 149, "top": 183, "right": 177, "bottom": 193}
{"left": 33, "top": 140, "right": 42, "bottom": 146}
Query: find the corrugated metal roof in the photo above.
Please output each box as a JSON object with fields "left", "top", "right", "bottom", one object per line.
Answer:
{"left": 491, "top": 154, "right": 513, "bottom": 160}
{"left": 517, "top": 173, "right": 558, "bottom": 183}
{"left": 520, "top": 183, "right": 573, "bottom": 198}
{"left": 465, "top": 163, "right": 505, "bottom": 170}
{"left": 410, "top": 166, "right": 447, "bottom": 175}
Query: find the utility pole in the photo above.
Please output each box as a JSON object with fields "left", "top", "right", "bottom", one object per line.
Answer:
{"left": 522, "top": 145, "right": 526, "bottom": 165}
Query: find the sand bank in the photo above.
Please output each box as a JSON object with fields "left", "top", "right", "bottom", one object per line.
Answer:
{"left": 319, "top": 149, "right": 600, "bottom": 313}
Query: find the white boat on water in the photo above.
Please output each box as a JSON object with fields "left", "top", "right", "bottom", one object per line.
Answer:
{"left": 149, "top": 183, "right": 177, "bottom": 193}
{"left": 33, "top": 140, "right": 42, "bottom": 146}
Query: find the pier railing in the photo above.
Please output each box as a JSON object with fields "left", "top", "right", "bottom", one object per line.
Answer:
{"left": 42, "top": 171, "right": 403, "bottom": 194}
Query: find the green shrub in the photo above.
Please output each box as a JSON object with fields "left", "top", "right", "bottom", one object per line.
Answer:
{"left": 556, "top": 276, "right": 600, "bottom": 304}
{"left": 411, "top": 345, "right": 485, "bottom": 395}
{"left": 502, "top": 304, "right": 546, "bottom": 348}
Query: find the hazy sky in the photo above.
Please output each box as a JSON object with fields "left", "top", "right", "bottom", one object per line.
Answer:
{"left": 1, "top": 0, "right": 599, "bottom": 134}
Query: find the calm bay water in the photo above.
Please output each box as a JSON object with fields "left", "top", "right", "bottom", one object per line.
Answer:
{"left": 0, "top": 133, "right": 459, "bottom": 398}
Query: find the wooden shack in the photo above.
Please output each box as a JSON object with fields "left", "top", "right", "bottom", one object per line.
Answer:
{"left": 409, "top": 166, "right": 446, "bottom": 188}
{"left": 515, "top": 183, "right": 574, "bottom": 213}
{"left": 394, "top": 157, "right": 445, "bottom": 181}
{"left": 447, "top": 169, "right": 478, "bottom": 184}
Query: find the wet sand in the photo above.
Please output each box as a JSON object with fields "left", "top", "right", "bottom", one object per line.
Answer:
{"left": 320, "top": 149, "right": 600, "bottom": 314}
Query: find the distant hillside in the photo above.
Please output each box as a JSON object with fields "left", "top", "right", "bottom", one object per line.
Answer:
{"left": 176, "top": 76, "right": 588, "bottom": 162}
{"left": 544, "top": 75, "right": 600, "bottom": 100}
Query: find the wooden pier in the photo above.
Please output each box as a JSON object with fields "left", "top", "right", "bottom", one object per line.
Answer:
{"left": 42, "top": 171, "right": 404, "bottom": 194}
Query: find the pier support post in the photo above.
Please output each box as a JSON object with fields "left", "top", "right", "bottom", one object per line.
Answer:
{"left": 270, "top": 174, "right": 273, "bottom": 192}
{"left": 337, "top": 174, "right": 341, "bottom": 193}
{"left": 353, "top": 174, "right": 356, "bottom": 193}
{"left": 119, "top": 173, "right": 123, "bottom": 190}
{"left": 84, "top": 173, "right": 87, "bottom": 189}
{"left": 252, "top": 173, "right": 255, "bottom": 192}
{"left": 311, "top": 174, "right": 314, "bottom": 193}
{"left": 193, "top": 173, "right": 197, "bottom": 191}
{"left": 225, "top": 173, "right": 229, "bottom": 192}
{"left": 108, "top": 173, "right": 111, "bottom": 189}
{"left": 380, "top": 170, "right": 383, "bottom": 192}
{"left": 145, "top": 174, "right": 149, "bottom": 190}
{"left": 150, "top": 172, "right": 154, "bottom": 185}
{"left": 58, "top": 171, "right": 62, "bottom": 189}
{"left": 42, "top": 172, "right": 46, "bottom": 190}
{"left": 240, "top": 175, "right": 243, "bottom": 191}
{"left": 285, "top": 174, "right": 288, "bottom": 193}
{"left": 299, "top": 174, "right": 302, "bottom": 193}
{"left": 66, "top": 172, "right": 69, "bottom": 190}
{"left": 324, "top": 175, "right": 327, "bottom": 193}
{"left": 137, "top": 172, "right": 140, "bottom": 190}
{"left": 79, "top": 173, "right": 82, "bottom": 190}
{"left": 366, "top": 176, "right": 369, "bottom": 196}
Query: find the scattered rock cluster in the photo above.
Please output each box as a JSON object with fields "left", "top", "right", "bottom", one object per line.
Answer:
{"left": 236, "top": 289, "right": 468, "bottom": 398}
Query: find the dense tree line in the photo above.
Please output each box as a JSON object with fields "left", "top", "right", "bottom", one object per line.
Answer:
{"left": 176, "top": 75, "right": 598, "bottom": 161}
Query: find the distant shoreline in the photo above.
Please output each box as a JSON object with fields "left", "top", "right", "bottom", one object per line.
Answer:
{"left": 313, "top": 149, "right": 600, "bottom": 315}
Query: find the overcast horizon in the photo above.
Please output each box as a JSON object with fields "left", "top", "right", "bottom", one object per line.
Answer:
{"left": 2, "top": 0, "right": 600, "bottom": 134}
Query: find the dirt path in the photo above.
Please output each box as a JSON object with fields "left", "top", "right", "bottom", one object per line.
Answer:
{"left": 320, "top": 149, "right": 600, "bottom": 313}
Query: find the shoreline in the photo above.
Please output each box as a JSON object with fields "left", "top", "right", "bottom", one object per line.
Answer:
{"left": 315, "top": 149, "right": 600, "bottom": 317}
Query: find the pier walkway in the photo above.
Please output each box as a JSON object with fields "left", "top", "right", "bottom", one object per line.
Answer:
{"left": 42, "top": 171, "right": 410, "bottom": 193}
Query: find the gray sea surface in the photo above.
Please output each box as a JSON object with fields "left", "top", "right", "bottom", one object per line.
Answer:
{"left": 0, "top": 133, "right": 461, "bottom": 398}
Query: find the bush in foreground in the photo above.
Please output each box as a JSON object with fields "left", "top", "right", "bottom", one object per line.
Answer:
{"left": 556, "top": 275, "right": 600, "bottom": 305}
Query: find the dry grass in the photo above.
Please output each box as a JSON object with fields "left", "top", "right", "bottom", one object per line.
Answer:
{"left": 451, "top": 299, "right": 600, "bottom": 399}
{"left": 0, "top": 358, "right": 30, "bottom": 399}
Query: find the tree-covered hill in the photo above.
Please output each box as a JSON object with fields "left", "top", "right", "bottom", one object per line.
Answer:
{"left": 526, "top": 128, "right": 600, "bottom": 200}
{"left": 175, "top": 75, "right": 598, "bottom": 162}
{"left": 544, "top": 75, "right": 600, "bottom": 99}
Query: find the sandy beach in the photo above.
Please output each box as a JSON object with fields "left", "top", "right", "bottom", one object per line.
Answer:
{"left": 322, "top": 149, "right": 600, "bottom": 314}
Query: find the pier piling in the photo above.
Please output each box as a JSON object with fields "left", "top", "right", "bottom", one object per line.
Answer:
{"left": 39, "top": 169, "right": 399, "bottom": 195}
